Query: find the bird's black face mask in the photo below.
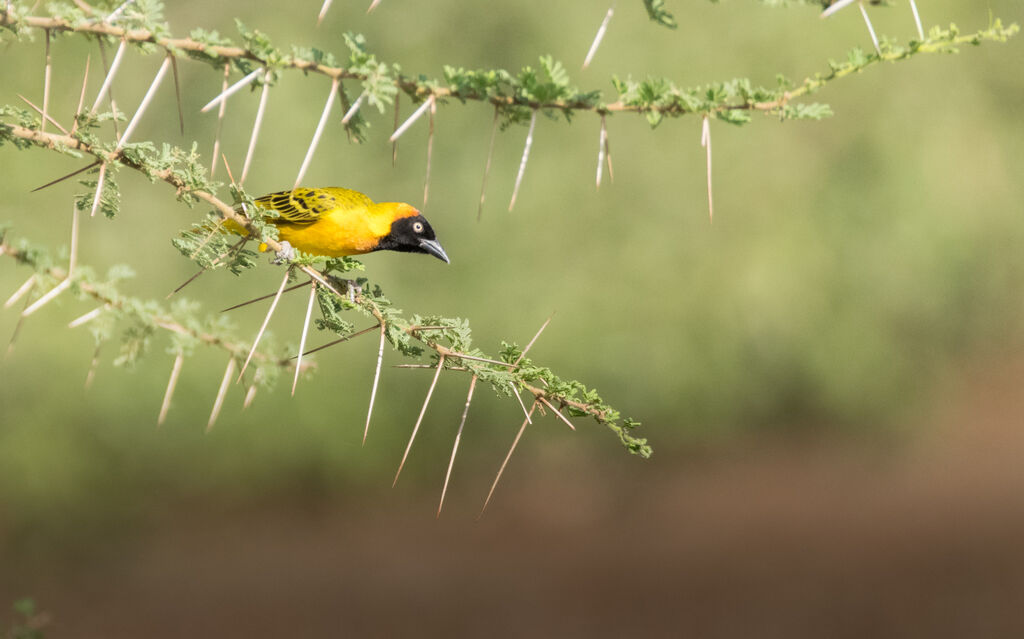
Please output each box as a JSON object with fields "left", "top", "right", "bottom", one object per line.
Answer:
{"left": 378, "top": 215, "right": 450, "bottom": 263}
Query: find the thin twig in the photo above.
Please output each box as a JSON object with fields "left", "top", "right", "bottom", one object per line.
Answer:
{"left": 169, "top": 236, "right": 247, "bottom": 298}
{"left": 294, "top": 77, "right": 340, "bottom": 190}
{"left": 221, "top": 281, "right": 306, "bottom": 312}
{"left": 5, "top": 296, "right": 30, "bottom": 359}
{"left": 209, "top": 62, "right": 229, "bottom": 178}
{"left": 393, "top": 354, "right": 445, "bottom": 486}
{"left": 170, "top": 53, "right": 184, "bottom": 136}
{"left": 83, "top": 344, "right": 101, "bottom": 389}
{"left": 582, "top": 4, "right": 615, "bottom": 69}
{"left": 438, "top": 375, "right": 477, "bottom": 518}
{"left": 389, "top": 94, "right": 433, "bottom": 142}
{"left": 291, "top": 281, "right": 317, "bottom": 396}
{"left": 200, "top": 67, "right": 263, "bottom": 113}
{"left": 207, "top": 357, "right": 236, "bottom": 431}
{"left": 363, "top": 322, "right": 386, "bottom": 445}
{"left": 478, "top": 104, "right": 499, "bottom": 220}
{"left": 479, "top": 402, "right": 538, "bottom": 519}
{"left": 31, "top": 160, "right": 100, "bottom": 192}
{"left": 17, "top": 93, "right": 68, "bottom": 135}
{"left": 157, "top": 351, "right": 184, "bottom": 425}
{"left": 240, "top": 73, "right": 270, "bottom": 186}
{"left": 508, "top": 108, "right": 537, "bottom": 211}
{"left": 237, "top": 268, "right": 291, "bottom": 382}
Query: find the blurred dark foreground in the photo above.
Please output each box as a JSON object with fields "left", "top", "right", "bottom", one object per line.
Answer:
{"left": 3, "top": 355, "right": 1024, "bottom": 639}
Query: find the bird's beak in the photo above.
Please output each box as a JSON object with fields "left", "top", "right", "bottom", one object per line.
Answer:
{"left": 419, "top": 238, "right": 450, "bottom": 264}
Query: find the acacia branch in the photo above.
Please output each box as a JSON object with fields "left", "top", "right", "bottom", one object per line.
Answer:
{"left": 1, "top": 8, "right": 1015, "bottom": 122}
{"left": 0, "top": 122, "right": 634, "bottom": 443}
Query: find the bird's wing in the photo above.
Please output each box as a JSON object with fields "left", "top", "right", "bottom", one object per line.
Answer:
{"left": 254, "top": 187, "right": 373, "bottom": 226}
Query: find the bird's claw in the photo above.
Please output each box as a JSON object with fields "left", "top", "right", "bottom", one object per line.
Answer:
{"left": 272, "top": 241, "right": 296, "bottom": 265}
{"left": 327, "top": 275, "right": 361, "bottom": 303}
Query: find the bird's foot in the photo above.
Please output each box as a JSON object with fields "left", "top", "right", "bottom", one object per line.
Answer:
{"left": 327, "top": 275, "right": 362, "bottom": 303}
{"left": 272, "top": 241, "right": 296, "bottom": 265}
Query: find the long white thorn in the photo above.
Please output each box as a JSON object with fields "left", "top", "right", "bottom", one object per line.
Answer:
{"left": 210, "top": 63, "right": 229, "bottom": 178}
{"left": 4, "top": 274, "right": 36, "bottom": 309}
{"left": 241, "top": 74, "right": 270, "bottom": 185}
{"left": 117, "top": 56, "right": 172, "bottom": 148}
{"left": 539, "top": 396, "right": 576, "bottom": 431}
{"left": 104, "top": 0, "right": 136, "bottom": 24}
{"left": 68, "top": 306, "right": 104, "bottom": 328}
{"left": 23, "top": 202, "right": 79, "bottom": 317}
{"left": 363, "top": 322, "right": 386, "bottom": 445}
{"left": 90, "top": 163, "right": 107, "bottom": 217}
{"left": 201, "top": 67, "right": 263, "bottom": 113}
{"left": 90, "top": 39, "right": 126, "bottom": 114}
{"left": 294, "top": 77, "right": 340, "bottom": 190}
{"left": 508, "top": 109, "right": 537, "bottom": 211}
{"left": 389, "top": 94, "right": 434, "bottom": 143}
{"left": 596, "top": 115, "right": 607, "bottom": 189}
{"left": 207, "top": 358, "right": 236, "bottom": 431}
{"left": 701, "top": 115, "right": 713, "bottom": 223}
{"left": 859, "top": 1, "right": 881, "bottom": 55}
{"left": 909, "top": 0, "right": 924, "bottom": 40}
{"left": 509, "top": 382, "right": 533, "bottom": 425}
{"left": 238, "top": 268, "right": 291, "bottom": 382}
{"left": 438, "top": 375, "right": 478, "bottom": 518}
{"left": 366, "top": 0, "right": 382, "bottom": 13}
{"left": 820, "top": 0, "right": 856, "bottom": 19}
{"left": 478, "top": 105, "right": 499, "bottom": 219}
{"left": 41, "top": 29, "right": 52, "bottom": 134}
{"left": 69, "top": 54, "right": 91, "bottom": 135}
{"left": 158, "top": 352, "right": 184, "bottom": 425}
{"left": 317, "top": 0, "right": 333, "bottom": 25}
{"left": 393, "top": 354, "right": 445, "bottom": 487}
{"left": 582, "top": 4, "right": 615, "bottom": 69}
{"left": 423, "top": 97, "right": 436, "bottom": 207}
{"left": 479, "top": 403, "right": 538, "bottom": 519}
{"left": 341, "top": 90, "right": 366, "bottom": 124}
{"left": 291, "top": 282, "right": 317, "bottom": 396}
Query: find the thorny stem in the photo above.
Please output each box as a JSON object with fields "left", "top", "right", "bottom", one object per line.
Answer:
{"left": 3, "top": 123, "right": 624, "bottom": 428}
{"left": 2, "top": 9, "right": 1013, "bottom": 124}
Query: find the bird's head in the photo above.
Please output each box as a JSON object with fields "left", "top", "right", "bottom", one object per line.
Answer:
{"left": 376, "top": 203, "right": 449, "bottom": 263}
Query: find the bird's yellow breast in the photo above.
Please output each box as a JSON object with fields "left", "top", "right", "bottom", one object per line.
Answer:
{"left": 274, "top": 208, "right": 393, "bottom": 257}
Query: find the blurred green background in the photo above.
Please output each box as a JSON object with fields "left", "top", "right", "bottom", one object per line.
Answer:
{"left": 2, "top": 0, "right": 1024, "bottom": 635}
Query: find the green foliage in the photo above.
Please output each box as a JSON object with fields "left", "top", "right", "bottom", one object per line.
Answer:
{"left": 643, "top": 0, "right": 677, "bottom": 29}
{"left": 3, "top": 599, "right": 47, "bottom": 639}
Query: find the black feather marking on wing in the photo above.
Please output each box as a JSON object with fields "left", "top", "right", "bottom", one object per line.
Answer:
{"left": 255, "top": 188, "right": 336, "bottom": 226}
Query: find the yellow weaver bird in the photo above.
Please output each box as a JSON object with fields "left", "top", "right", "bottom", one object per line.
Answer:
{"left": 229, "top": 186, "right": 450, "bottom": 263}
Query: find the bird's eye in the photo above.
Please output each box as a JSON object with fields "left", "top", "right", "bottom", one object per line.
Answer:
{"left": 412, "top": 222, "right": 424, "bottom": 233}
